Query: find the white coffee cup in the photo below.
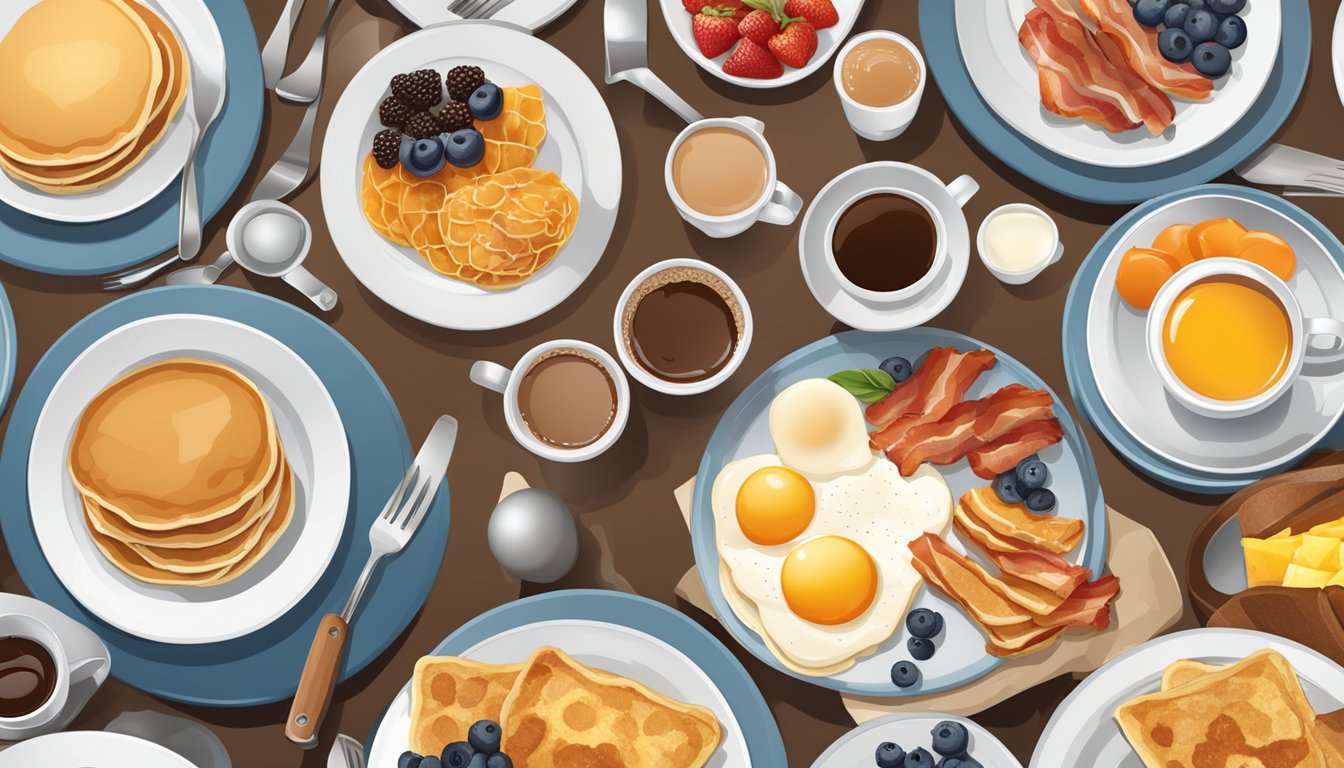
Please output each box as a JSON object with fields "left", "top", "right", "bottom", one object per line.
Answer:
{"left": 1147, "top": 258, "right": 1344, "bottom": 419}
{"left": 0, "top": 615, "right": 69, "bottom": 736}
{"left": 665, "top": 116, "right": 803, "bottom": 239}
{"left": 977, "top": 203, "right": 1065, "bottom": 285}
{"left": 833, "top": 31, "right": 926, "bottom": 142}
{"left": 470, "top": 340, "right": 630, "bottom": 462}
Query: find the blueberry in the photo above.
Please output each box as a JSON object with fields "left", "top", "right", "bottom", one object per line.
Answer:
{"left": 956, "top": 759, "right": 984, "bottom": 768}
{"left": 1185, "top": 0, "right": 1208, "bottom": 11}
{"left": 993, "top": 471, "right": 1025, "bottom": 504}
{"left": 906, "top": 608, "right": 944, "bottom": 639}
{"left": 1192, "top": 41, "right": 1231, "bottom": 77}
{"left": 419, "top": 758, "right": 443, "bottom": 768}
{"left": 1158, "top": 27, "right": 1194, "bottom": 62}
{"left": 1183, "top": 9, "right": 1218, "bottom": 42}
{"left": 468, "top": 720, "right": 502, "bottom": 754}
{"left": 876, "top": 742, "right": 907, "bottom": 768}
{"left": 403, "top": 136, "right": 445, "bottom": 177}
{"left": 891, "top": 660, "right": 921, "bottom": 688}
{"left": 904, "top": 747, "right": 934, "bottom": 768}
{"left": 465, "top": 755, "right": 488, "bottom": 768}
{"left": 936, "top": 760, "right": 963, "bottom": 768}
{"left": 879, "top": 356, "right": 914, "bottom": 384}
{"left": 485, "top": 755, "right": 513, "bottom": 768}
{"left": 440, "top": 743, "right": 474, "bottom": 768}
{"left": 931, "top": 721, "right": 970, "bottom": 756}
{"left": 1015, "top": 457, "right": 1049, "bottom": 490}
{"left": 1164, "top": 2, "right": 1190, "bottom": 28}
{"left": 468, "top": 82, "right": 504, "bottom": 120}
{"left": 443, "top": 128, "right": 485, "bottom": 168}
{"left": 908, "top": 636, "right": 936, "bottom": 661}
{"left": 1207, "top": 0, "right": 1244, "bottom": 13}
{"left": 399, "top": 752, "right": 424, "bottom": 768}
{"left": 1215, "top": 14, "right": 1246, "bottom": 48}
{"left": 1133, "top": 0, "right": 1169, "bottom": 27}
{"left": 1025, "top": 488, "right": 1057, "bottom": 513}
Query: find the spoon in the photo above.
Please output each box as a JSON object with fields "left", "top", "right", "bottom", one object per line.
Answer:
{"left": 168, "top": 200, "right": 337, "bottom": 312}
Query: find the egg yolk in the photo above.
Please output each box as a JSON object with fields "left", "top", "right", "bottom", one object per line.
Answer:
{"left": 736, "top": 466, "right": 815, "bottom": 545}
{"left": 781, "top": 536, "right": 878, "bottom": 625}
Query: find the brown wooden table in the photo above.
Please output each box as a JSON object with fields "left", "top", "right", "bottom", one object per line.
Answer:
{"left": 0, "top": 0, "right": 1340, "bottom": 764}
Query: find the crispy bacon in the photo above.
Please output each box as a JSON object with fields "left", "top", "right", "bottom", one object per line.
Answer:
{"left": 1035, "top": 575, "right": 1121, "bottom": 629}
{"left": 888, "top": 385, "right": 1056, "bottom": 475}
{"left": 865, "top": 348, "right": 995, "bottom": 429}
{"left": 868, "top": 349, "right": 997, "bottom": 448}
{"left": 1079, "top": 0, "right": 1213, "bottom": 101}
{"left": 967, "top": 417, "right": 1065, "bottom": 479}
{"left": 986, "top": 548, "right": 1092, "bottom": 598}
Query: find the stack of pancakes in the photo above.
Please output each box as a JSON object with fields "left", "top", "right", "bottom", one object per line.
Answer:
{"left": 0, "top": 0, "right": 186, "bottom": 194}
{"left": 69, "top": 359, "right": 294, "bottom": 587}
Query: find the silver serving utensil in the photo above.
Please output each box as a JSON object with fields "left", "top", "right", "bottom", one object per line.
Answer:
{"left": 275, "top": 0, "right": 340, "bottom": 104}
{"left": 261, "top": 0, "right": 311, "bottom": 89}
{"left": 1235, "top": 143, "right": 1344, "bottom": 192}
{"left": 286, "top": 416, "right": 458, "bottom": 750}
{"left": 449, "top": 0, "right": 520, "bottom": 19}
{"left": 604, "top": 0, "right": 703, "bottom": 124}
{"left": 327, "top": 735, "right": 365, "bottom": 768}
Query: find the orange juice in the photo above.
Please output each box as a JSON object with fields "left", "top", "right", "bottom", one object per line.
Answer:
{"left": 1162, "top": 277, "right": 1292, "bottom": 401}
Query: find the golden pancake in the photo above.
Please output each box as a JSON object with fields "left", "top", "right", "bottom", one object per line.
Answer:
{"left": 361, "top": 154, "right": 413, "bottom": 247}
{"left": 408, "top": 657, "right": 525, "bottom": 756}
{"left": 199, "top": 464, "right": 294, "bottom": 586}
{"left": 499, "top": 647, "right": 722, "bottom": 768}
{"left": 1161, "top": 659, "right": 1226, "bottom": 691}
{"left": 69, "top": 358, "right": 278, "bottom": 531}
{"left": 0, "top": 0, "right": 162, "bottom": 166}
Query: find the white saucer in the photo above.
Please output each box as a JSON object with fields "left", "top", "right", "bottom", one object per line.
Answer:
{"left": 0, "top": 731, "right": 199, "bottom": 768}
{"left": 799, "top": 162, "right": 971, "bottom": 332}
{"left": 811, "top": 713, "right": 1021, "bottom": 768}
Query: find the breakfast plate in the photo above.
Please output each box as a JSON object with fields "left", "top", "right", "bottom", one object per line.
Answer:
{"left": 955, "top": 0, "right": 1280, "bottom": 168}
{"left": 658, "top": 0, "right": 864, "bottom": 89}
{"left": 365, "top": 590, "right": 787, "bottom": 766}
{"left": 692, "top": 328, "right": 1108, "bottom": 696}
{"left": 386, "top": 0, "right": 579, "bottom": 31}
{"left": 0, "top": 283, "right": 15, "bottom": 418}
{"left": 810, "top": 713, "right": 1022, "bottom": 768}
{"left": 0, "top": 286, "right": 449, "bottom": 705}
{"left": 1335, "top": 1, "right": 1344, "bottom": 108}
{"left": 1065, "top": 185, "right": 1344, "bottom": 492}
{"left": 0, "top": 731, "right": 199, "bottom": 768}
{"left": 1030, "top": 628, "right": 1344, "bottom": 767}
{"left": 321, "top": 22, "right": 620, "bottom": 331}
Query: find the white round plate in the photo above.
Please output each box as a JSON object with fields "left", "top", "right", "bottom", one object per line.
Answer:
{"left": 0, "top": 0, "right": 222, "bottom": 224}
{"left": 1031, "top": 628, "right": 1344, "bottom": 767}
{"left": 1334, "top": 0, "right": 1344, "bottom": 107}
{"left": 321, "top": 24, "right": 621, "bottom": 331}
{"left": 659, "top": 0, "right": 865, "bottom": 89}
{"left": 1085, "top": 193, "right": 1344, "bottom": 475}
{"left": 955, "top": 0, "right": 1281, "bottom": 169}
{"left": 810, "top": 713, "right": 1022, "bottom": 768}
{"left": 799, "top": 163, "right": 970, "bottom": 332}
{"left": 27, "top": 314, "right": 350, "bottom": 645}
{"left": 385, "top": 0, "right": 578, "bottom": 31}
{"left": 0, "top": 731, "right": 198, "bottom": 768}
{"left": 367, "top": 619, "right": 751, "bottom": 767}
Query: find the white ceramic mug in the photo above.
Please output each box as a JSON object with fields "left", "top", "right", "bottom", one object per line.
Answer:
{"left": 823, "top": 176, "right": 978, "bottom": 304}
{"left": 470, "top": 340, "right": 631, "bottom": 462}
{"left": 1147, "top": 258, "right": 1344, "bottom": 419}
{"left": 612, "top": 258, "right": 754, "bottom": 396}
{"left": 665, "top": 116, "right": 803, "bottom": 239}
{"left": 0, "top": 614, "right": 104, "bottom": 739}
{"left": 976, "top": 203, "right": 1065, "bottom": 285}
{"left": 833, "top": 31, "right": 926, "bottom": 141}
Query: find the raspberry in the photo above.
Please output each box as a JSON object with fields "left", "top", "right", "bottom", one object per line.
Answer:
{"left": 445, "top": 65, "right": 486, "bottom": 102}
{"left": 372, "top": 129, "right": 401, "bottom": 169}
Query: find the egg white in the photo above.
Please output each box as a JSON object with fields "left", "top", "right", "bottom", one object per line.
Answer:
{"left": 768, "top": 379, "right": 873, "bottom": 477}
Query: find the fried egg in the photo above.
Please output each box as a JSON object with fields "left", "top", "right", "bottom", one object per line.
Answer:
{"left": 711, "top": 453, "right": 953, "bottom": 672}
{"left": 768, "top": 378, "right": 872, "bottom": 477}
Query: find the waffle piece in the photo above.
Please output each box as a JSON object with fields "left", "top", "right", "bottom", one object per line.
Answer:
{"left": 408, "top": 657, "right": 524, "bottom": 757}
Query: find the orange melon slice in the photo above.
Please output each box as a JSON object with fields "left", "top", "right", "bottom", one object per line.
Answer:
{"left": 1238, "top": 230, "right": 1296, "bottom": 281}
{"left": 1116, "top": 247, "right": 1177, "bottom": 309}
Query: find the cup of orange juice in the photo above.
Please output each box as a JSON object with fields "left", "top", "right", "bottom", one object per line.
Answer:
{"left": 1147, "top": 258, "right": 1344, "bottom": 419}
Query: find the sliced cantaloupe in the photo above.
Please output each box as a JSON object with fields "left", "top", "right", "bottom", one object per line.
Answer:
{"left": 1152, "top": 223, "right": 1195, "bottom": 267}
{"left": 1292, "top": 535, "right": 1342, "bottom": 571}
{"left": 1284, "top": 563, "right": 1336, "bottom": 588}
{"left": 1307, "top": 519, "right": 1344, "bottom": 538}
{"left": 1237, "top": 230, "right": 1296, "bottom": 281}
{"left": 1115, "top": 248, "right": 1178, "bottom": 309}
{"left": 1188, "top": 218, "right": 1249, "bottom": 260}
{"left": 1244, "top": 535, "right": 1303, "bottom": 587}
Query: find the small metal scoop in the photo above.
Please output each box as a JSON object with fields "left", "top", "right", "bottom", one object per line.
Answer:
{"left": 167, "top": 200, "right": 338, "bottom": 312}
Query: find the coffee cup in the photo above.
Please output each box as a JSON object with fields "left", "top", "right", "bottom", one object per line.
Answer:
{"left": 471, "top": 340, "right": 630, "bottom": 462}
{"left": 0, "top": 612, "right": 110, "bottom": 739}
{"left": 1147, "top": 258, "right": 1344, "bottom": 419}
{"left": 834, "top": 31, "right": 926, "bottom": 141}
{"left": 665, "top": 116, "right": 803, "bottom": 239}
{"left": 977, "top": 203, "right": 1064, "bottom": 285}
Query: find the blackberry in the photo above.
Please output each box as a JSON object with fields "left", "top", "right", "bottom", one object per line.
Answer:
{"left": 403, "top": 111, "right": 441, "bottom": 140}
{"left": 378, "top": 96, "right": 412, "bottom": 129}
{"left": 390, "top": 69, "right": 442, "bottom": 109}
{"left": 372, "top": 129, "right": 402, "bottom": 169}
{"left": 445, "top": 65, "right": 486, "bottom": 102}
{"left": 437, "top": 101, "right": 474, "bottom": 133}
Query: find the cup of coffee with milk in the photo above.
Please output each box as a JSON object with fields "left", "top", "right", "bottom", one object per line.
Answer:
{"left": 834, "top": 31, "right": 926, "bottom": 141}
{"left": 665, "top": 116, "right": 803, "bottom": 238}
{"left": 977, "top": 204, "right": 1065, "bottom": 284}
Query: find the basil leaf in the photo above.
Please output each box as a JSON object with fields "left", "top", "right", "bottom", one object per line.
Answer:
{"left": 827, "top": 369, "right": 896, "bottom": 403}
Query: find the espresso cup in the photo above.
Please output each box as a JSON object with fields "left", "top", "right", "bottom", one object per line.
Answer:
{"left": 665, "top": 116, "right": 803, "bottom": 239}
{"left": 977, "top": 203, "right": 1065, "bottom": 285}
{"left": 833, "top": 31, "right": 926, "bottom": 141}
{"left": 1147, "top": 258, "right": 1344, "bottom": 419}
{"left": 0, "top": 615, "right": 68, "bottom": 736}
{"left": 470, "top": 340, "right": 630, "bottom": 462}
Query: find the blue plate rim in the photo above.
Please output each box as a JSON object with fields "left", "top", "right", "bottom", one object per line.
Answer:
{"left": 691, "top": 328, "right": 1107, "bottom": 696}
{"left": 0, "top": 283, "right": 16, "bottom": 418}
{"left": 0, "top": 285, "right": 449, "bottom": 707}
{"left": 917, "top": 0, "right": 1311, "bottom": 205}
{"left": 1061, "top": 183, "right": 1344, "bottom": 494}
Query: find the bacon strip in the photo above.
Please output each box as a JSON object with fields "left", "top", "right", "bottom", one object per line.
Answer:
{"left": 1079, "top": 0, "right": 1213, "bottom": 101}
{"left": 967, "top": 417, "right": 1065, "bottom": 479}
{"left": 1035, "top": 575, "right": 1121, "bottom": 629}
{"left": 888, "top": 385, "right": 1056, "bottom": 475}
{"left": 987, "top": 548, "right": 1092, "bottom": 598}
{"left": 865, "top": 348, "right": 995, "bottom": 429}
{"left": 868, "top": 349, "right": 997, "bottom": 448}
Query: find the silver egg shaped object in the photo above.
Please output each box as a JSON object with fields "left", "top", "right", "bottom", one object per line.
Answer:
{"left": 487, "top": 488, "right": 578, "bottom": 584}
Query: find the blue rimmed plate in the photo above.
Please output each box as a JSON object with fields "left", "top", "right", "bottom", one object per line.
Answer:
{"left": 0, "top": 283, "right": 15, "bottom": 418}
{"left": 0, "top": 286, "right": 449, "bottom": 706}
{"left": 364, "top": 590, "right": 787, "bottom": 766}
{"left": 0, "top": 0, "right": 263, "bottom": 275}
{"left": 692, "top": 329, "right": 1106, "bottom": 697}
{"left": 918, "top": 0, "right": 1310, "bottom": 204}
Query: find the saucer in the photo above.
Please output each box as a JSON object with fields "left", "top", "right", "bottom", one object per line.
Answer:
{"left": 811, "top": 713, "right": 1021, "bottom": 768}
{"left": 0, "top": 593, "right": 110, "bottom": 740}
{"left": 799, "top": 162, "right": 969, "bottom": 332}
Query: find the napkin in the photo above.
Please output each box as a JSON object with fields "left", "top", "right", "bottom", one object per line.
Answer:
{"left": 671, "top": 478, "right": 1183, "bottom": 721}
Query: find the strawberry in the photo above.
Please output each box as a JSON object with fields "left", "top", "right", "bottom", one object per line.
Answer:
{"left": 692, "top": 7, "right": 741, "bottom": 58}
{"left": 784, "top": 0, "right": 838, "bottom": 29}
{"left": 768, "top": 18, "right": 817, "bottom": 68}
{"left": 722, "top": 37, "right": 783, "bottom": 78}
{"left": 684, "top": 0, "right": 747, "bottom": 18}
{"left": 738, "top": 9, "right": 780, "bottom": 46}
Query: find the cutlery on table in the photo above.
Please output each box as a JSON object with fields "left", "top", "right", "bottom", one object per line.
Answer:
{"left": 275, "top": 0, "right": 340, "bottom": 104}
{"left": 448, "top": 0, "right": 519, "bottom": 19}
{"left": 328, "top": 734, "right": 365, "bottom": 768}
{"left": 286, "top": 416, "right": 459, "bottom": 749}
{"left": 604, "top": 0, "right": 704, "bottom": 124}
{"left": 1235, "top": 143, "right": 1344, "bottom": 194}
{"left": 261, "top": 0, "right": 310, "bottom": 89}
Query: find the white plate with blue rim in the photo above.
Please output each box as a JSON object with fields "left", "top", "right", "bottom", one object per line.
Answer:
{"left": 385, "top": 0, "right": 578, "bottom": 31}
{"left": 811, "top": 713, "right": 1022, "bottom": 768}
{"left": 0, "top": 731, "right": 199, "bottom": 768}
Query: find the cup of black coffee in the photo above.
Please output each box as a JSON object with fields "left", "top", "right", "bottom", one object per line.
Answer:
{"left": 0, "top": 615, "right": 65, "bottom": 732}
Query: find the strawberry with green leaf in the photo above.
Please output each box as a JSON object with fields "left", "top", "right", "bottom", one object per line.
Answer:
{"left": 692, "top": 5, "right": 743, "bottom": 58}
{"left": 742, "top": 0, "right": 818, "bottom": 69}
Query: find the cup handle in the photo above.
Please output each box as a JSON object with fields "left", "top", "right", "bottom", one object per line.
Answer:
{"left": 734, "top": 115, "right": 765, "bottom": 135}
{"left": 1050, "top": 241, "right": 1065, "bottom": 265}
{"left": 946, "top": 175, "right": 979, "bottom": 208}
{"left": 470, "top": 361, "right": 512, "bottom": 394}
{"left": 758, "top": 180, "right": 803, "bottom": 227}
{"left": 1304, "top": 317, "right": 1344, "bottom": 365}
{"left": 281, "top": 265, "right": 338, "bottom": 312}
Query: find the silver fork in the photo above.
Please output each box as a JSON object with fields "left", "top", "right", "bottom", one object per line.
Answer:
{"left": 328, "top": 734, "right": 366, "bottom": 768}
{"left": 286, "top": 416, "right": 458, "bottom": 749}
{"left": 450, "top": 0, "right": 518, "bottom": 20}
{"left": 275, "top": 0, "right": 340, "bottom": 104}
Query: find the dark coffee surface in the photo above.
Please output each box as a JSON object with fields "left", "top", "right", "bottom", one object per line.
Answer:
{"left": 832, "top": 193, "right": 936, "bottom": 293}
{"left": 632, "top": 281, "right": 738, "bottom": 383}
{"left": 0, "top": 637, "right": 55, "bottom": 718}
